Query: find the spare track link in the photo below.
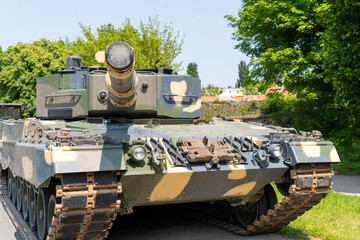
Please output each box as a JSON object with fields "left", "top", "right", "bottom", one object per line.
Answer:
{"left": 48, "top": 172, "right": 122, "bottom": 240}
{"left": 189, "top": 163, "right": 334, "bottom": 235}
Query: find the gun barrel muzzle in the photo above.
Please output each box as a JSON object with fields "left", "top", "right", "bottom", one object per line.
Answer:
{"left": 105, "top": 41, "right": 135, "bottom": 93}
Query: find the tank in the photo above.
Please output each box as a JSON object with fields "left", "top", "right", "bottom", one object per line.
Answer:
{"left": 0, "top": 41, "right": 340, "bottom": 239}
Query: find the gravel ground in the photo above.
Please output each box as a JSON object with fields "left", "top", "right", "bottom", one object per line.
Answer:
{"left": 0, "top": 201, "right": 22, "bottom": 240}
{"left": 108, "top": 205, "right": 289, "bottom": 240}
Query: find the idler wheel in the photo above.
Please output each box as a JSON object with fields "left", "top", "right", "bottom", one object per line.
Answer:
{"left": 16, "top": 177, "right": 23, "bottom": 212}
{"left": 235, "top": 194, "right": 267, "bottom": 227}
{"left": 209, "top": 200, "right": 233, "bottom": 220}
{"left": 22, "top": 182, "right": 29, "bottom": 220}
{"left": 276, "top": 182, "right": 292, "bottom": 196}
{"left": 37, "top": 188, "right": 51, "bottom": 240}
{"left": 265, "top": 184, "right": 278, "bottom": 210}
{"left": 29, "top": 185, "right": 37, "bottom": 229}
{"left": 235, "top": 184, "right": 278, "bottom": 227}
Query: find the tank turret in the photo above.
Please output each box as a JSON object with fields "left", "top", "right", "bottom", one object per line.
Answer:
{"left": 36, "top": 41, "right": 201, "bottom": 120}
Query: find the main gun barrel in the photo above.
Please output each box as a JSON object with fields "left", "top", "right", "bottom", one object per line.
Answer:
{"left": 105, "top": 41, "right": 135, "bottom": 93}
{"left": 96, "top": 41, "right": 138, "bottom": 107}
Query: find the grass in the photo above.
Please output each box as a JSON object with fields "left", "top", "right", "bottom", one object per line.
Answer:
{"left": 272, "top": 185, "right": 360, "bottom": 240}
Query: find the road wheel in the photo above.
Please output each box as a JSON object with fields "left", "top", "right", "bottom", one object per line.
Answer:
{"left": 235, "top": 189, "right": 268, "bottom": 227}
{"left": 11, "top": 175, "right": 17, "bottom": 205}
{"left": 7, "top": 170, "right": 12, "bottom": 199}
{"left": 22, "top": 182, "right": 29, "bottom": 220}
{"left": 47, "top": 195, "right": 58, "bottom": 238}
{"left": 235, "top": 184, "right": 278, "bottom": 227}
{"left": 16, "top": 177, "right": 23, "bottom": 212}
{"left": 37, "top": 188, "right": 51, "bottom": 240}
{"left": 265, "top": 184, "right": 278, "bottom": 210}
{"left": 29, "top": 185, "right": 37, "bottom": 229}
{"left": 276, "top": 182, "right": 292, "bottom": 196}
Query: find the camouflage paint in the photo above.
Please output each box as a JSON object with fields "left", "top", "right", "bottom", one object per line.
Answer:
{"left": 36, "top": 74, "right": 88, "bottom": 119}
{"left": 157, "top": 75, "right": 201, "bottom": 118}
{"left": 37, "top": 70, "right": 201, "bottom": 119}
{"left": 121, "top": 158, "right": 287, "bottom": 207}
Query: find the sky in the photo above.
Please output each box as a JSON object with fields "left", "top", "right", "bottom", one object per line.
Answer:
{"left": 0, "top": 0, "right": 249, "bottom": 87}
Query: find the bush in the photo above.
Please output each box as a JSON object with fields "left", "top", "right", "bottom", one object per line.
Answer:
{"left": 261, "top": 92, "right": 296, "bottom": 115}
{"left": 200, "top": 101, "right": 262, "bottom": 120}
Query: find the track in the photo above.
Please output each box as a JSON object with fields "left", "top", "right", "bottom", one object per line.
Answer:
{"left": 184, "top": 163, "right": 334, "bottom": 235}
{"left": 0, "top": 170, "right": 125, "bottom": 240}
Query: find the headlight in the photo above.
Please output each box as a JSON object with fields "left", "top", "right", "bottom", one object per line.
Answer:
{"left": 270, "top": 144, "right": 283, "bottom": 158}
{"left": 130, "top": 146, "right": 146, "bottom": 162}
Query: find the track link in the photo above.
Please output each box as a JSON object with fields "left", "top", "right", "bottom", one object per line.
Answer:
{"left": 187, "top": 163, "right": 334, "bottom": 235}
{"left": 0, "top": 169, "right": 125, "bottom": 240}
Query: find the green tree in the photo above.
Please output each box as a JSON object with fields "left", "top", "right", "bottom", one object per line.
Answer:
{"left": 235, "top": 60, "right": 272, "bottom": 95}
{"left": 322, "top": 1, "right": 360, "bottom": 113}
{"left": 68, "top": 17, "right": 184, "bottom": 71}
{"left": 0, "top": 39, "right": 69, "bottom": 116}
{"left": 226, "top": 0, "right": 360, "bottom": 174}
{"left": 0, "top": 46, "right": 2, "bottom": 72}
{"left": 236, "top": 60, "right": 249, "bottom": 87}
{"left": 320, "top": 1, "right": 360, "bottom": 174}
{"left": 226, "top": 1, "right": 333, "bottom": 99}
{"left": 187, "top": 62, "right": 199, "bottom": 78}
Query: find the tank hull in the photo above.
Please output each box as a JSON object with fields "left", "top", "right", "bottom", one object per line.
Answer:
{"left": 0, "top": 118, "right": 340, "bottom": 239}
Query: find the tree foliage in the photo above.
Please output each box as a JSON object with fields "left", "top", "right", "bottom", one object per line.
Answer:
{"left": 187, "top": 62, "right": 199, "bottom": 78}
{"left": 322, "top": 1, "right": 360, "bottom": 113}
{"left": 226, "top": 1, "right": 332, "bottom": 98}
{"left": 67, "top": 17, "right": 184, "bottom": 71}
{"left": 320, "top": 1, "right": 360, "bottom": 173}
{"left": 201, "top": 84, "right": 223, "bottom": 96}
{"left": 0, "top": 39, "right": 69, "bottom": 116}
{"left": 236, "top": 60, "right": 271, "bottom": 95}
{"left": 227, "top": 0, "right": 360, "bottom": 174}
